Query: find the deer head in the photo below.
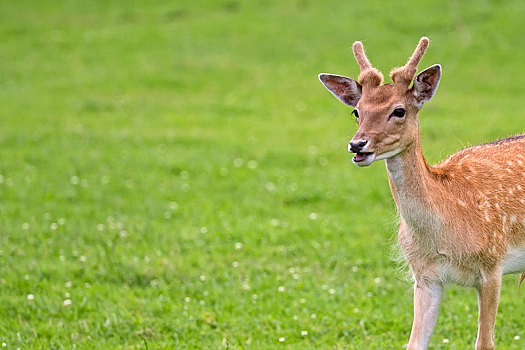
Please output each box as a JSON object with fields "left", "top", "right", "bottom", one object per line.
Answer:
{"left": 319, "top": 37, "right": 441, "bottom": 166}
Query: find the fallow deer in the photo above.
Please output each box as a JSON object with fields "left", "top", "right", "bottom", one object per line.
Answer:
{"left": 318, "top": 37, "right": 525, "bottom": 349}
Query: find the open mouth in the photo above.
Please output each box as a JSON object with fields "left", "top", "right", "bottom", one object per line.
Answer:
{"left": 353, "top": 152, "right": 374, "bottom": 163}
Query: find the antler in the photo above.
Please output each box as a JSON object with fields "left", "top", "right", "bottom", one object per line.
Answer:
{"left": 352, "top": 41, "right": 383, "bottom": 88}
{"left": 390, "top": 37, "right": 430, "bottom": 88}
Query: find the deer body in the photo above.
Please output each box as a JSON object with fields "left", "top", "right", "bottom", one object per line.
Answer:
{"left": 319, "top": 38, "right": 525, "bottom": 349}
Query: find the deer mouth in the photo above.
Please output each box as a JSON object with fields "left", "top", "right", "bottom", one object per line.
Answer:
{"left": 353, "top": 152, "right": 375, "bottom": 166}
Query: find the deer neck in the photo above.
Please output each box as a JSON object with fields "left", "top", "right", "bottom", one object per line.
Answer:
{"left": 385, "top": 135, "right": 443, "bottom": 234}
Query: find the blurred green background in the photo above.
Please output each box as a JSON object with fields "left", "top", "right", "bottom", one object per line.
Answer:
{"left": 1, "top": 0, "right": 525, "bottom": 348}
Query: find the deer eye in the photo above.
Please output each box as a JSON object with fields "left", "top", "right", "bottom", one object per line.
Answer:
{"left": 391, "top": 108, "right": 406, "bottom": 118}
{"left": 352, "top": 109, "right": 359, "bottom": 119}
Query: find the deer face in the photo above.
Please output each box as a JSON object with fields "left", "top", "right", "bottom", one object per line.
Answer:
{"left": 319, "top": 38, "right": 441, "bottom": 167}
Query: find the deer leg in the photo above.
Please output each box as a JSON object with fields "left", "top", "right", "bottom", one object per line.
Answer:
{"left": 407, "top": 281, "right": 443, "bottom": 350}
{"left": 475, "top": 266, "right": 502, "bottom": 350}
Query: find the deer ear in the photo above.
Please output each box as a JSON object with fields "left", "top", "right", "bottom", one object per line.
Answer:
{"left": 318, "top": 74, "right": 362, "bottom": 107}
{"left": 412, "top": 64, "right": 441, "bottom": 109}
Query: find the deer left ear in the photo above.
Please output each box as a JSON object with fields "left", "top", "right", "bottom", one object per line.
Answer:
{"left": 412, "top": 64, "right": 441, "bottom": 109}
{"left": 318, "top": 74, "right": 362, "bottom": 107}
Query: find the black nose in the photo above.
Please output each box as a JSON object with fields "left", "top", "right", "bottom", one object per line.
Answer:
{"left": 349, "top": 140, "right": 368, "bottom": 153}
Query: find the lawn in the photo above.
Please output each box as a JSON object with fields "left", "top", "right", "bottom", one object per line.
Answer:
{"left": 1, "top": 0, "right": 525, "bottom": 348}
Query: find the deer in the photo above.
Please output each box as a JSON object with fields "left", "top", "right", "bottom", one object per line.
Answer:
{"left": 318, "top": 37, "right": 525, "bottom": 350}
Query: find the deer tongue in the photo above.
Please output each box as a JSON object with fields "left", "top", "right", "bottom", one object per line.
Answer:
{"left": 354, "top": 153, "right": 367, "bottom": 162}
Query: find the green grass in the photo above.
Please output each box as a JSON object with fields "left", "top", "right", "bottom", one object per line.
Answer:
{"left": 1, "top": 0, "right": 525, "bottom": 348}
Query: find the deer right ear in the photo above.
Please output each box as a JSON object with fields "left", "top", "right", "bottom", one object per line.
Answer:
{"left": 318, "top": 74, "right": 362, "bottom": 107}
{"left": 412, "top": 64, "right": 441, "bottom": 109}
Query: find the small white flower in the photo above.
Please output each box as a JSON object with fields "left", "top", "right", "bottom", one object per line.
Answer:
{"left": 308, "top": 212, "right": 318, "bottom": 220}
{"left": 247, "top": 160, "right": 258, "bottom": 169}
{"left": 200, "top": 275, "right": 206, "bottom": 281}
{"left": 278, "top": 286, "right": 286, "bottom": 292}
{"left": 265, "top": 182, "right": 276, "bottom": 192}
{"left": 352, "top": 266, "right": 358, "bottom": 272}
{"left": 301, "top": 331, "right": 308, "bottom": 336}
{"left": 514, "top": 335, "right": 520, "bottom": 340}
{"left": 442, "top": 338, "right": 449, "bottom": 343}
{"left": 233, "top": 158, "right": 244, "bottom": 167}
{"left": 278, "top": 337, "right": 285, "bottom": 343}
{"left": 63, "top": 299, "right": 72, "bottom": 307}
{"left": 70, "top": 176, "right": 80, "bottom": 185}
{"left": 329, "top": 288, "right": 336, "bottom": 294}
{"left": 235, "top": 242, "right": 243, "bottom": 250}
{"left": 27, "top": 294, "right": 34, "bottom": 301}
{"left": 232, "top": 261, "right": 239, "bottom": 268}
{"left": 200, "top": 227, "right": 208, "bottom": 234}
{"left": 184, "top": 297, "right": 191, "bottom": 303}
{"left": 169, "top": 201, "right": 178, "bottom": 210}
{"left": 65, "top": 281, "right": 72, "bottom": 288}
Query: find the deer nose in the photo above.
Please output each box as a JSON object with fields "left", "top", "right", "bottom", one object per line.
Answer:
{"left": 349, "top": 139, "right": 368, "bottom": 153}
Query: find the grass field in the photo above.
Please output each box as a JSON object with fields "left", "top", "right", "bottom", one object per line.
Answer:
{"left": 1, "top": 0, "right": 525, "bottom": 348}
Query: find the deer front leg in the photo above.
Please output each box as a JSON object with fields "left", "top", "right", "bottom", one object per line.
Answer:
{"left": 407, "top": 281, "right": 443, "bottom": 350}
{"left": 475, "top": 266, "right": 502, "bottom": 350}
